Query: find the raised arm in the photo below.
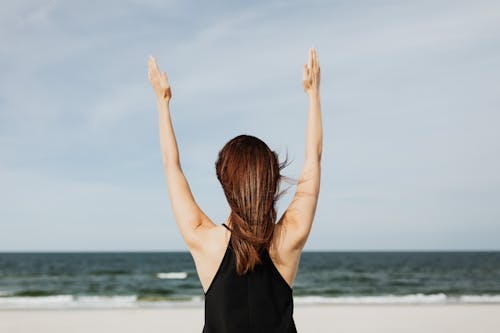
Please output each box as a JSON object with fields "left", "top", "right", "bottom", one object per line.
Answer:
{"left": 278, "top": 47, "right": 322, "bottom": 250}
{"left": 148, "top": 55, "right": 213, "bottom": 250}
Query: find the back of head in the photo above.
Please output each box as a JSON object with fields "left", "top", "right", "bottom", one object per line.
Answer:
{"left": 215, "top": 134, "right": 291, "bottom": 276}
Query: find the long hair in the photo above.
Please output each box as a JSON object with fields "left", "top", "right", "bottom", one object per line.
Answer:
{"left": 215, "top": 134, "right": 293, "bottom": 276}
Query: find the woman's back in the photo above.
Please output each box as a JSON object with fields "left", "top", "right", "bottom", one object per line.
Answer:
{"left": 149, "top": 47, "right": 321, "bottom": 332}
{"left": 203, "top": 223, "right": 297, "bottom": 333}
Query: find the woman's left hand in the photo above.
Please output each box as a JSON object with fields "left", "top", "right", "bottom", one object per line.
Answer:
{"left": 148, "top": 55, "right": 172, "bottom": 103}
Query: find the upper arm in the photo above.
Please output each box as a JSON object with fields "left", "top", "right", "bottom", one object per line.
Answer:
{"left": 163, "top": 166, "right": 216, "bottom": 250}
{"left": 277, "top": 157, "right": 321, "bottom": 250}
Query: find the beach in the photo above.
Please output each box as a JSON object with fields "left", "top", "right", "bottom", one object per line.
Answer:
{"left": 2, "top": 252, "right": 499, "bottom": 331}
{"left": 1, "top": 304, "right": 499, "bottom": 333}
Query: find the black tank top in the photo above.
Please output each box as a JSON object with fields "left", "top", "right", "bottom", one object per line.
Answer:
{"left": 203, "top": 223, "right": 297, "bottom": 333}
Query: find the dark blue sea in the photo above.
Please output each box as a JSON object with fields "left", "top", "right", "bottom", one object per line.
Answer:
{"left": 0, "top": 251, "right": 499, "bottom": 309}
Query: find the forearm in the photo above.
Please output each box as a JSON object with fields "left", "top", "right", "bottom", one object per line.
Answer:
{"left": 304, "top": 91, "right": 323, "bottom": 162}
{"left": 157, "top": 100, "right": 181, "bottom": 169}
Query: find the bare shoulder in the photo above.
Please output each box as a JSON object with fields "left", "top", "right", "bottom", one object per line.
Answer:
{"left": 268, "top": 220, "right": 306, "bottom": 289}
{"left": 187, "top": 221, "right": 231, "bottom": 293}
{"left": 188, "top": 218, "right": 225, "bottom": 254}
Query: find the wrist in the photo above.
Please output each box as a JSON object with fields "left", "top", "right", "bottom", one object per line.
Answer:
{"left": 308, "top": 91, "right": 320, "bottom": 100}
{"left": 156, "top": 98, "right": 170, "bottom": 110}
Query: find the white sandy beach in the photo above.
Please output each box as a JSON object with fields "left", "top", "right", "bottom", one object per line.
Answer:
{"left": 1, "top": 304, "right": 499, "bottom": 333}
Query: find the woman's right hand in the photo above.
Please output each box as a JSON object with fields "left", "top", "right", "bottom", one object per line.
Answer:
{"left": 148, "top": 55, "right": 172, "bottom": 104}
{"left": 303, "top": 47, "right": 320, "bottom": 96}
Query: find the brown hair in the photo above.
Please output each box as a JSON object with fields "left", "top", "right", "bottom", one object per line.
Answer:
{"left": 215, "top": 134, "right": 292, "bottom": 276}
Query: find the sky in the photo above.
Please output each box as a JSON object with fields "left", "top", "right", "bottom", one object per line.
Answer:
{"left": 0, "top": 0, "right": 499, "bottom": 251}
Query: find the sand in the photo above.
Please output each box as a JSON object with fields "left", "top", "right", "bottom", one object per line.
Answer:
{"left": 1, "top": 304, "right": 499, "bottom": 333}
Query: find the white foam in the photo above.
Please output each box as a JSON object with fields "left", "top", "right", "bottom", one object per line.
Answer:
{"left": 156, "top": 272, "right": 188, "bottom": 279}
{"left": 0, "top": 295, "right": 138, "bottom": 309}
{"left": 1, "top": 293, "right": 500, "bottom": 309}
{"left": 0, "top": 295, "right": 75, "bottom": 309}
{"left": 294, "top": 293, "right": 449, "bottom": 305}
{"left": 136, "top": 296, "right": 204, "bottom": 308}
{"left": 74, "top": 295, "right": 138, "bottom": 308}
{"left": 459, "top": 295, "right": 500, "bottom": 303}
{"left": 294, "top": 294, "right": 500, "bottom": 305}
{"left": 0, "top": 294, "right": 205, "bottom": 309}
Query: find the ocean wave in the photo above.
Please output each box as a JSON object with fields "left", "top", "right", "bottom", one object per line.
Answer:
{"left": 459, "top": 295, "right": 500, "bottom": 303}
{"left": 294, "top": 293, "right": 448, "bottom": 304}
{"left": 294, "top": 293, "right": 500, "bottom": 305}
{"left": 0, "top": 295, "right": 138, "bottom": 309}
{"left": 0, "top": 294, "right": 203, "bottom": 309}
{"left": 156, "top": 272, "right": 188, "bottom": 279}
{"left": 12, "top": 289, "right": 56, "bottom": 297}
{"left": 0, "top": 293, "right": 499, "bottom": 309}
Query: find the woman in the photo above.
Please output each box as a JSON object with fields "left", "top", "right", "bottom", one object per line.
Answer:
{"left": 148, "top": 47, "right": 322, "bottom": 332}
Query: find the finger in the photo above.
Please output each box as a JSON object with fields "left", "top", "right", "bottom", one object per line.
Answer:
{"left": 162, "top": 72, "right": 170, "bottom": 86}
{"left": 148, "top": 67, "right": 156, "bottom": 81}
{"left": 148, "top": 58, "right": 157, "bottom": 77}
{"left": 302, "top": 64, "right": 311, "bottom": 92}
{"left": 308, "top": 48, "right": 313, "bottom": 69}
{"left": 149, "top": 56, "right": 160, "bottom": 74}
{"left": 148, "top": 65, "right": 153, "bottom": 80}
{"left": 153, "top": 58, "right": 161, "bottom": 73}
{"left": 313, "top": 48, "right": 318, "bottom": 70}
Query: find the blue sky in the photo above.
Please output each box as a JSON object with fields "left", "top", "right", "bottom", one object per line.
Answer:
{"left": 1, "top": 0, "right": 499, "bottom": 251}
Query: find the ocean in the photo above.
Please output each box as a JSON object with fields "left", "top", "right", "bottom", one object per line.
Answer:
{"left": 0, "top": 251, "right": 499, "bottom": 309}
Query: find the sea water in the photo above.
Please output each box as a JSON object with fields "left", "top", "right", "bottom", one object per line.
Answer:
{"left": 0, "top": 251, "right": 499, "bottom": 309}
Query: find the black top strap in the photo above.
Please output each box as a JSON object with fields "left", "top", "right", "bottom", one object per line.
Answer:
{"left": 222, "top": 223, "right": 230, "bottom": 230}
